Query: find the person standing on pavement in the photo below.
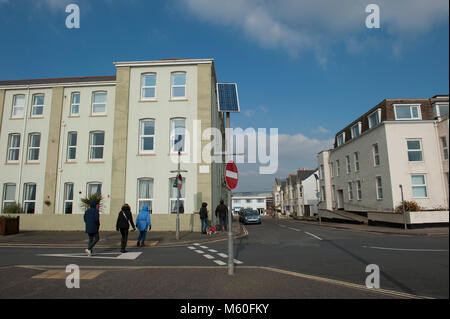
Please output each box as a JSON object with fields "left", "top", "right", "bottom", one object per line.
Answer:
{"left": 215, "top": 199, "right": 228, "bottom": 232}
{"left": 199, "top": 202, "right": 208, "bottom": 234}
{"left": 116, "top": 203, "right": 136, "bottom": 253}
{"left": 136, "top": 204, "right": 151, "bottom": 247}
{"left": 84, "top": 200, "right": 100, "bottom": 257}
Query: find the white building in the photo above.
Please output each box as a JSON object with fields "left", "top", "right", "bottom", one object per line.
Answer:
{"left": 317, "top": 95, "right": 449, "bottom": 214}
{"left": 0, "top": 58, "right": 230, "bottom": 231}
{"left": 232, "top": 192, "right": 271, "bottom": 215}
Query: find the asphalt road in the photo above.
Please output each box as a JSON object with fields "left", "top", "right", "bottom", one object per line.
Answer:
{"left": 0, "top": 217, "right": 448, "bottom": 299}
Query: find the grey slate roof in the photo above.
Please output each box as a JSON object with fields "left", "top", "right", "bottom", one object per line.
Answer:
{"left": 0, "top": 75, "right": 116, "bottom": 87}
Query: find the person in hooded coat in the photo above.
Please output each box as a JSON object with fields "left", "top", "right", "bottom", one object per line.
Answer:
{"left": 199, "top": 202, "right": 208, "bottom": 234}
{"left": 136, "top": 205, "right": 152, "bottom": 247}
{"left": 215, "top": 199, "right": 228, "bottom": 232}
{"left": 116, "top": 203, "right": 136, "bottom": 253}
{"left": 84, "top": 200, "right": 100, "bottom": 256}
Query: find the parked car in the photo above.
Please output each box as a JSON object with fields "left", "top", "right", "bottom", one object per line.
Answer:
{"left": 239, "top": 210, "right": 261, "bottom": 225}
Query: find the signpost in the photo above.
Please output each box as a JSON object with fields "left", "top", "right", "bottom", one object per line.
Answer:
{"left": 171, "top": 151, "right": 187, "bottom": 240}
{"left": 225, "top": 160, "right": 238, "bottom": 275}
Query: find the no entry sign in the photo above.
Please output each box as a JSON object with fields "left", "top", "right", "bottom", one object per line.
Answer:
{"left": 225, "top": 161, "right": 238, "bottom": 190}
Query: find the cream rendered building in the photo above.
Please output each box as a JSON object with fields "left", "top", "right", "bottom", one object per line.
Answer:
{"left": 318, "top": 95, "right": 449, "bottom": 214}
{"left": 0, "top": 58, "right": 228, "bottom": 231}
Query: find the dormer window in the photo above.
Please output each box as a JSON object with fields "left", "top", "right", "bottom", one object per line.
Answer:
{"left": 394, "top": 104, "right": 421, "bottom": 120}
{"left": 433, "top": 102, "right": 449, "bottom": 119}
{"left": 351, "top": 122, "right": 362, "bottom": 139}
{"left": 368, "top": 109, "right": 381, "bottom": 128}
{"left": 337, "top": 132, "right": 345, "bottom": 147}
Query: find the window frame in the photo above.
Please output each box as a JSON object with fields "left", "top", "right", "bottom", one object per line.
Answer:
{"left": 70, "top": 92, "right": 80, "bottom": 117}
{"left": 346, "top": 155, "right": 351, "bottom": 174}
{"left": 141, "top": 73, "right": 157, "bottom": 101}
{"left": 89, "top": 131, "right": 105, "bottom": 162}
{"left": 441, "top": 136, "right": 448, "bottom": 161}
{"left": 169, "top": 177, "right": 185, "bottom": 213}
{"left": 407, "top": 139, "right": 424, "bottom": 162}
{"left": 337, "top": 132, "right": 345, "bottom": 147}
{"left": 2, "top": 183, "right": 16, "bottom": 212}
{"left": 87, "top": 182, "right": 102, "bottom": 197}
{"left": 348, "top": 182, "right": 354, "bottom": 201}
{"left": 356, "top": 180, "right": 362, "bottom": 201}
{"left": 23, "top": 183, "right": 37, "bottom": 214}
{"left": 354, "top": 152, "right": 360, "bottom": 172}
{"left": 171, "top": 72, "right": 187, "bottom": 100}
{"left": 11, "top": 94, "right": 25, "bottom": 119}
{"left": 376, "top": 176, "right": 383, "bottom": 200}
{"left": 6, "top": 133, "right": 21, "bottom": 163}
{"left": 31, "top": 94, "right": 45, "bottom": 118}
{"left": 170, "top": 118, "right": 186, "bottom": 153}
{"left": 139, "top": 119, "right": 156, "bottom": 154}
{"left": 373, "top": 143, "right": 380, "bottom": 167}
{"left": 433, "top": 102, "right": 449, "bottom": 119}
{"left": 411, "top": 174, "right": 428, "bottom": 199}
{"left": 27, "top": 133, "right": 41, "bottom": 163}
{"left": 91, "top": 91, "right": 107, "bottom": 116}
{"left": 63, "top": 182, "right": 74, "bottom": 214}
{"left": 336, "top": 160, "right": 340, "bottom": 177}
{"left": 351, "top": 122, "right": 362, "bottom": 139}
{"left": 368, "top": 108, "right": 381, "bottom": 129}
{"left": 67, "top": 131, "right": 77, "bottom": 162}
{"left": 393, "top": 104, "right": 422, "bottom": 121}
{"left": 137, "top": 178, "right": 154, "bottom": 213}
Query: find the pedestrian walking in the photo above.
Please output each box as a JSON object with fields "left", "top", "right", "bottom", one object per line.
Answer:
{"left": 199, "top": 202, "right": 208, "bottom": 234}
{"left": 84, "top": 200, "right": 100, "bottom": 256}
{"left": 215, "top": 199, "right": 228, "bottom": 232}
{"left": 136, "top": 205, "right": 151, "bottom": 247}
{"left": 116, "top": 203, "right": 136, "bottom": 253}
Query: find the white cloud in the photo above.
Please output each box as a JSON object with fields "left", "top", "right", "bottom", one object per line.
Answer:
{"left": 312, "top": 125, "right": 330, "bottom": 135}
{"left": 181, "top": 0, "right": 449, "bottom": 64}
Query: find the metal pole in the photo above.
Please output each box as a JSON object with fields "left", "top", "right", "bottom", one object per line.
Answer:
{"left": 226, "top": 112, "right": 234, "bottom": 276}
{"left": 176, "top": 152, "right": 180, "bottom": 240}
{"left": 400, "top": 185, "right": 407, "bottom": 230}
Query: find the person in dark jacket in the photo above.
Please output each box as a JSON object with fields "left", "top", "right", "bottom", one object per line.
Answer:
{"left": 199, "top": 202, "right": 208, "bottom": 234}
{"left": 215, "top": 200, "right": 228, "bottom": 232}
{"left": 116, "top": 203, "right": 136, "bottom": 253}
{"left": 84, "top": 200, "right": 100, "bottom": 256}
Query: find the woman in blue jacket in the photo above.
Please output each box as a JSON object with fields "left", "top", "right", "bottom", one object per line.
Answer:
{"left": 136, "top": 205, "right": 151, "bottom": 247}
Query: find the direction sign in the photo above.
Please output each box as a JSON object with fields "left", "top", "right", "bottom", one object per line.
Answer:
{"left": 225, "top": 161, "right": 238, "bottom": 190}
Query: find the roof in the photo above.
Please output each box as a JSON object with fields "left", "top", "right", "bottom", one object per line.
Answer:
{"left": 297, "top": 169, "right": 316, "bottom": 182}
{"left": 0, "top": 75, "right": 116, "bottom": 87}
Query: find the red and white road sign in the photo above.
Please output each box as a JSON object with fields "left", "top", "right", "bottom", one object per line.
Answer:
{"left": 225, "top": 161, "right": 239, "bottom": 190}
{"left": 177, "top": 174, "right": 183, "bottom": 190}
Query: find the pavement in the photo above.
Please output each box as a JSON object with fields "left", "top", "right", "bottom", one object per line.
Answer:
{"left": 291, "top": 217, "right": 449, "bottom": 236}
{"left": 0, "top": 218, "right": 245, "bottom": 248}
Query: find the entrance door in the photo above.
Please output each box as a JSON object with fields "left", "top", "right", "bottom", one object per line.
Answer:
{"left": 337, "top": 190, "right": 344, "bottom": 210}
{"left": 304, "top": 205, "right": 311, "bottom": 217}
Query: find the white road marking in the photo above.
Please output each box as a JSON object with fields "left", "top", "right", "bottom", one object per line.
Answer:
{"left": 208, "top": 249, "right": 218, "bottom": 253}
{"left": 288, "top": 227, "right": 301, "bottom": 232}
{"left": 193, "top": 243, "right": 201, "bottom": 246}
{"left": 37, "top": 252, "right": 142, "bottom": 260}
{"left": 116, "top": 252, "right": 142, "bottom": 260}
{"left": 217, "top": 253, "right": 228, "bottom": 258}
{"left": 203, "top": 254, "right": 215, "bottom": 260}
{"left": 279, "top": 224, "right": 287, "bottom": 228}
{"left": 187, "top": 246, "right": 197, "bottom": 250}
{"left": 233, "top": 259, "right": 243, "bottom": 264}
{"left": 214, "top": 260, "right": 226, "bottom": 265}
{"left": 194, "top": 250, "right": 204, "bottom": 254}
{"left": 304, "top": 232, "right": 323, "bottom": 241}
{"left": 365, "top": 246, "right": 449, "bottom": 252}
{"left": 200, "top": 246, "right": 208, "bottom": 249}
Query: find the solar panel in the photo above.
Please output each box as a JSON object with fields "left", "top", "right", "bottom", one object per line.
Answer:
{"left": 217, "top": 83, "right": 240, "bottom": 113}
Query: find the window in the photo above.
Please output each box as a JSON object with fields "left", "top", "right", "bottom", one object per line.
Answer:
{"left": 92, "top": 92, "right": 107, "bottom": 115}
{"left": 441, "top": 137, "right": 448, "bottom": 160}
{"left": 169, "top": 177, "right": 185, "bottom": 213}
{"left": 87, "top": 183, "right": 102, "bottom": 197}
{"left": 139, "top": 119, "right": 155, "bottom": 153}
{"left": 373, "top": 143, "right": 380, "bottom": 166}
{"left": 412, "top": 175, "right": 428, "bottom": 198}
{"left": 433, "top": 103, "right": 449, "bottom": 119}
{"left": 351, "top": 122, "right": 361, "bottom": 139}
{"left": 337, "top": 133, "right": 345, "bottom": 147}
{"left": 2, "top": 183, "right": 16, "bottom": 211}
{"left": 23, "top": 183, "right": 36, "bottom": 214}
{"left": 138, "top": 178, "right": 154, "bottom": 212}
{"left": 67, "top": 132, "right": 77, "bottom": 161}
{"left": 27, "top": 133, "right": 41, "bottom": 162}
{"left": 71, "top": 93, "right": 80, "bottom": 116}
{"left": 171, "top": 72, "right": 186, "bottom": 99}
{"left": 356, "top": 180, "right": 362, "bottom": 200}
{"left": 354, "top": 152, "right": 360, "bottom": 172}
{"left": 320, "top": 165, "right": 324, "bottom": 180}
{"left": 31, "top": 94, "right": 44, "bottom": 117}
{"left": 348, "top": 182, "right": 353, "bottom": 201}
{"left": 376, "top": 176, "right": 383, "bottom": 200}
{"left": 141, "top": 74, "right": 156, "bottom": 100}
{"left": 407, "top": 140, "right": 423, "bottom": 162}
{"left": 346, "top": 155, "right": 351, "bottom": 174}
{"left": 368, "top": 109, "right": 381, "bottom": 128}
{"left": 89, "top": 131, "right": 105, "bottom": 161}
{"left": 64, "top": 183, "right": 74, "bottom": 214}
{"left": 394, "top": 104, "right": 421, "bottom": 120}
{"left": 321, "top": 186, "right": 326, "bottom": 201}
{"left": 330, "top": 162, "right": 334, "bottom": 177}
{"left": 7, "top": 134, "right": 20, "bottom": 163}
{"left": 12, "top": 94, "right": 25, "bottom": 118}
{"left": 336, "top": 160, "right": 340, "bottom": 176}
{"left": 170, "top": 118, "right": 186, "bottom": 153}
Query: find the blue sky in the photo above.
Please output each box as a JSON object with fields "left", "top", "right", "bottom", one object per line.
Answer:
{"left": 0, "top": 0, "right": 448, "bottom": 192}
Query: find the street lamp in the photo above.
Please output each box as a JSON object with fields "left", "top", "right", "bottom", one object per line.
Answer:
{"left": 399, "top": 184, "right": 407, "bottom": 230}
{"left": 171, "top": 151, "right": 188, "bottom": 240}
